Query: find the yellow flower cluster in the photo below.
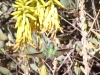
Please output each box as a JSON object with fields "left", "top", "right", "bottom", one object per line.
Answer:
{"left": 12, "top": 0, "right": 37, "bottom": 50}
{"left": 11, "top": 0, "right": 64, "bottom": 51}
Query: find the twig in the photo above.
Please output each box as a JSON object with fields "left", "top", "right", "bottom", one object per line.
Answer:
{"left": 87, "top": 10, "right": 100, "bottom": 35}
{"left": 3, "top": 49, "right": 24, "bottom": 75}
{"left": 59, "top": 15, "right": 81, "bottom": 33}
{"left": 43, "top": 60, "right": 53, "bottom": 74}
{"left": 63, "top": 55, "right": 73, "bottom": 75}
{"left": 57, "top": 49, "right": 74, "bottom": 71}
{"left": 91, "top": 0, "right": 99, "bottom": 28}
{"left": 78, "top": 0, "right": 90, "bottom": 74}
{"left": 85, "top": 11, "right": 94, "bottom": 20}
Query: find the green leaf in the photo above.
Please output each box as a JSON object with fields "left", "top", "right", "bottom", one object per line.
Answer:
{"left": 48, "top": 49, "right": 57, "bottom": 58}
{"left": 91, "top": 29, "right": 100, "bottom": 39}
{"left": 60, "top": 0, "right": 76, "bottom": 8}
{"left": 87, "top": 42, "right": 94, "bottom": 49}
{"left": 0, "top": 41, "right": 4, "bottom": 48}
{"left": 1, "top": 5, "right": 8, "bottom": 13}
{"left": 0, "top": 34, "right": 7, "bottom": 41}
{"left": 94, "top": 50, "right": 100, "bottom": 57}
{"left": 0, "top": 11, "right": 3, "bottom": 15}
{"left": 52, "top": 49, "right": 57, "bottom": 55}
{"left": 30, "top": 64, "right": 39, "bottom": 72}
{"left": 57, "top": 55, "right": 64, "bottom": 61}
{"left": 74, "top": 62, "right": 82, "bottom": 75}
{"left": 28, "top": 46, "right": 38, "bottom": 53}
{"left": 42, "top": 50, "right": 47, "bottom": 56}
{"left": 8, "top": 62, "right": 16, "bottom": 70}
{"left": 83, "top": 23, "right": 87, "bottom": 31}
{"left": 0, "top": 67, "right": 12, "bottom": 75}
{"left": 92, "top": 37, "right": 99, "bottom": 45}
{"left": 0, "top": 72, "right": 2, "bottom": 75}
{"left": 80, "top": 66, "right": 86, "bottom": 74}
{"left": 75, "top": 41, "right": 82, "bottom": 51}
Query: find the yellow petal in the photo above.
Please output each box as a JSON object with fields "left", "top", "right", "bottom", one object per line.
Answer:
{"left": 40, "top": 65, "right": 47, "bottom": 75}
{"left": 26, "top": 14, "right": 36, "bottom": 20}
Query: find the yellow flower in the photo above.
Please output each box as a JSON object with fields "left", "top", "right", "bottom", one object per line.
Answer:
{"left": 12, "top": 0, "right": 36, "bottom": 51}
{"left": 12, "top": 0, "right": 63, "bottom": 51}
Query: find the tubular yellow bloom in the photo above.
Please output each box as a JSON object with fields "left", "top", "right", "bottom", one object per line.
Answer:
{"left": 53, "top": 0, "right": 65, "bottom": 8}
{"left": 11, "top": 11, "right": 21, "bottom": 15}
{"left": 12, "top": 0, "right": 63, "bottom": 51}
{"left": 25, "top": 0, "right": 33, "bottom": 6}
{"left": 40, "top": 0, "right": 46, "bottom": 5}
{"left": 40, "top": 65, "right": 47, "bottom": 75}
{"left": 12, "top": 0, "right": 37, "bottom": 51}
{"left": 45, "top": 1, "right": 52, "bottom": 6}
{"left": 15, "top": 15, "right": 22, "bottom": 28}
{"left": 26, "top": 13, "right": 36, "bottom": 20}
